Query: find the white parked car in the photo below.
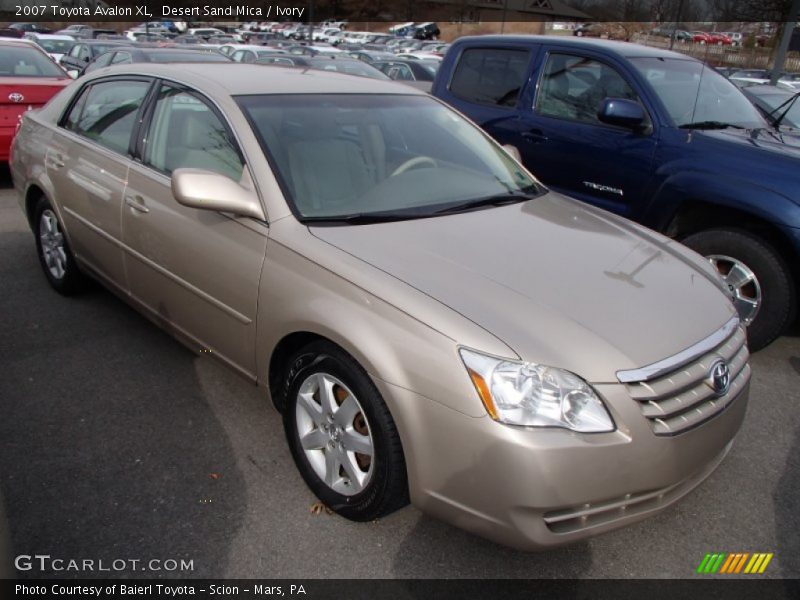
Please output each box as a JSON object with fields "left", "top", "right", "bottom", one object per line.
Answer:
{"left": 313, "top": 28, "right": 342, "bottom": 43}
{"left": 22, "top": 34, "right": 76, "bottom": 63}
{"left": 187, "top": 27, "right": 226, "bottom": 39}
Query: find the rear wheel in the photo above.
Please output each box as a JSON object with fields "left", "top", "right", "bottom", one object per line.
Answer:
{"left": 282, "top": 341, "right": 409, "bottom": 521}
{"left": 33, "top": 196, "right": 87, "bottom": 295}
{"left": 682, "top": 228, "right": 795, "bottom": 351}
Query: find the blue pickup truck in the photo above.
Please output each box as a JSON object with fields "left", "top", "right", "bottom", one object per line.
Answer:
{"left": 432, "top": 35, "right": 800, "bottom": 350}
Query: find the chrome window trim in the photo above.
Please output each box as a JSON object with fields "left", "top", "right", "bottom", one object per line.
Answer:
{"left": 616, "top": 315, "right": 741, "bottom": 383}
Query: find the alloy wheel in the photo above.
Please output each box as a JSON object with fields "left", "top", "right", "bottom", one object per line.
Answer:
{"left": 39, "top": 209, "right": 67, "bottom": 280}
{"left": 707, "top": 254, "right": 761, "bottom": 325}
{"left": 295, "top": 372, "right": 374, "bottom": 496}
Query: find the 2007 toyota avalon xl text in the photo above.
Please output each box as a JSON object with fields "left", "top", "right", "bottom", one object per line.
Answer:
{"left": 10, "top": 64, "right": 750, "bottom": 550}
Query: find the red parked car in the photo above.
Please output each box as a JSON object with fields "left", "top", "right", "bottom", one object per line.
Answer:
{"left": 706, "top": 32, "right": 733, "bottom": 45}
{"left": 690, "top": 31, "right": 712, "bottom": 44}
{"left": 0, "top": 39, "right": 70, "bottom": 162}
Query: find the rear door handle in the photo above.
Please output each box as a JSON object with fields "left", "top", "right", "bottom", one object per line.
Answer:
{"left": 48, "top": 153, "right": 65, "bottom": 169}
{"left": 125, "top": 194, "right": 149, "bottom": 213}
{"left": 521, "top": 129, "right": 549, "bottom": 143}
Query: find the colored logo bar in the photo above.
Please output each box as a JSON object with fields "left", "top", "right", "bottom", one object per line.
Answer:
{"left": 696, "top": 553, "right": 773, "bottom": 574}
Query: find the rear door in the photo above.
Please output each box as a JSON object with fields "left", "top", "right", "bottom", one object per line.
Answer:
{"left": 46, "top": 77, "right": 152, "bottom": 287}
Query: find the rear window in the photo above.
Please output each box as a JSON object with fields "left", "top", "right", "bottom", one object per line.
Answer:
{"left": 450, "top": 47, "right": 531, "bottom": 107}
{"left": 0, "top": 46, "right": 66, "bottom": 77}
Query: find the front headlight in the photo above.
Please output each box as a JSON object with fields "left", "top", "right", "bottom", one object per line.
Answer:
{"left": 460, "top": 348, "right": 615, "bottom": 433}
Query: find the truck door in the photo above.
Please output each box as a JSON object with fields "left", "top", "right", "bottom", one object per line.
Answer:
{"left": 517, "top": 49, "right": 659, "bottom": 217}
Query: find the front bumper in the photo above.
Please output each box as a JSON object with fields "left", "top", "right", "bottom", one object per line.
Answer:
{"left": 378, "top": 375, "right": 749, "bottom": 550}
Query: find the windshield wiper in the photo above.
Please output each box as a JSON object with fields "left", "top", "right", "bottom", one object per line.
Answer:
{"left": 679, "top": 121, "right": 744, "bottom": 130}
{"left": 302, "top": 190, "right": 538, "bottom": 224}
{"left": 434, "top": 192, "right": 533, "bottom": 215}
{"left": 302, "top": 212, "right": 429, "bottom": 225}
{"left": 769, "top": 91, "right": 800, "bottom": 129}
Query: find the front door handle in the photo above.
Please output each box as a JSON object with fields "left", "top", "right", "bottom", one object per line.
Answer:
{"left": 521, "top": 129, "right": 549, "bottom": 143}
{"left": 125, "top": 194, "right": 149, "bottom": 213}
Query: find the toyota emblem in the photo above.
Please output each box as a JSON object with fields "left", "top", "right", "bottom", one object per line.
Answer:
{"left": 707, "top": 359, "right": 731, "bottom": 397}
{"left": 8, "top": 92, "right": 24, "bottom": 103}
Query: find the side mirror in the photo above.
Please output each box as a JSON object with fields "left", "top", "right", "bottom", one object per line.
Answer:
{"left": 598, "top": 98, "right": 646, "bottom": 129}
{"left": 172, "top": 168, "right": 265, "bottom": 220}
{"left": 502, "top": 144, "right": 522, "bottom": 162}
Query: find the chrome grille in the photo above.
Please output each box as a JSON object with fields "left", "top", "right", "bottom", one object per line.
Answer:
{"left": 624, "top": 326, "right": 750, "bottom": 436}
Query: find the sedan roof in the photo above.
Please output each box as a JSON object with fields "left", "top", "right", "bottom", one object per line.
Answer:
{"left": 85, "top": 62, "right": 425, "bottom": 95}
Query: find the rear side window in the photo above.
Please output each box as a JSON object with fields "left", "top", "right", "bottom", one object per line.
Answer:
{"left": 63, "top": 80, "right": 150, "bottom": 154}
{"left": 450, "top": 48, "right": 531, "bottom": 107}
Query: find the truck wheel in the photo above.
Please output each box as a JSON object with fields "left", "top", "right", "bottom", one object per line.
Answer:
{"left": 282, "top": 340, "right": 409, "bottom": 521}
{"left": 682, "top": 229, "right": 795, "bottom": 351}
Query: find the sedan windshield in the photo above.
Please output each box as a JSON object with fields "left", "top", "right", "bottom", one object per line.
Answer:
{"left": 237, "top": 94, "right": 541, "bottom": 221}
{"left": 631, "top": 57, "right": 766, "bottom": 129}
{"left": 0, "top": 46, "right": 66, "bottom": 77}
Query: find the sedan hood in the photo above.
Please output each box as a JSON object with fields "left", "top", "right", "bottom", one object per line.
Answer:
{"left": 311, "top": 193, "right": 735, "bottom": 382}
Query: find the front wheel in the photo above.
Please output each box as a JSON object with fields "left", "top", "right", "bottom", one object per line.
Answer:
{"left": 282, "top": 341, "right": 409, "bottom": 521}
{"left": 682, "top": 229, "right": 795, "bottom": 351}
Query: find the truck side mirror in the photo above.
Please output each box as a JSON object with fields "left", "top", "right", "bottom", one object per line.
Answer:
{"left": 598, "top": 98, "right": 646, "bottom": 129}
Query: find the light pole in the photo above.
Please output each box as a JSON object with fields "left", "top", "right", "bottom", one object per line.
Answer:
{"left": 770, "top": 0, "right": 800, "bottom": 85}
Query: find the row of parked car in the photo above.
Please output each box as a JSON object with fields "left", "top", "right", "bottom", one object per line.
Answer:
{"left": 4, "top": 27, "right": 800, "bottom": 350}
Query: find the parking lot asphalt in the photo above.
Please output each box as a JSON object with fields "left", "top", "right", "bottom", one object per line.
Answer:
{"left": 0, "top": 167, "right": 798, "bottom": 580}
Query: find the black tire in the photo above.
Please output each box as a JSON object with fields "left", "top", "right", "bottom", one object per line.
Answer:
{"left": 682, "top": 228, "right": 795, "bottom": 351}
{"left": 282, "top": 340, "right": 409, "bottom": 521}
{"left": 33, "top": 196, "right": 88, "bottom": 295}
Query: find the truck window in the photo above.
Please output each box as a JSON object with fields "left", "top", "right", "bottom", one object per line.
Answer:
{"left": 535, "top": 53, "right": 640, "bottom": 125}
{"left": 450, "top": 48, "right": 530, "bottom": 107}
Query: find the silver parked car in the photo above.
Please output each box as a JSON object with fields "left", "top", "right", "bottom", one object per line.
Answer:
{"left": 10, "top": 64, "right": 750, "bottom": 550}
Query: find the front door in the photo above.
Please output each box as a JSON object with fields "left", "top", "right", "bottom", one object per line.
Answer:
{"left": 121, "top": 82, "right": 267, "bottom": 378}
{"left": 518, "top": 50, "right": 659, "bottom": 218}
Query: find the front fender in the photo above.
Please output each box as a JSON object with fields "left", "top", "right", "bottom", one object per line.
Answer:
{"left": 642, "top": 169, "right": 800, "bottom": 232}
{"left": 255, "top": 221, "right": 518, "bottom": 420}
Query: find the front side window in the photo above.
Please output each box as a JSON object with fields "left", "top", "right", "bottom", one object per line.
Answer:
{"left": 237, "top": 94, "right": 541, "bottom": 221}
{"left": 383, "top": 63, "right": 414, "bottom": 81}
{"left": 144, "top": 85, "right": 244, "bottom": 181}
{"left": 535, "top": 53, "right": 640, "bottom": 124}
{"left": 111, "top": 52, "right": 131, "bottom": 65}
{"left": 450, "top": 48, "right": 531, "bottom": 107}
{"left": 64, "top": 80, "right": 150, "bottom": 153}
{"left": 88, "top": 52, "right": 114, "bottom": 71}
